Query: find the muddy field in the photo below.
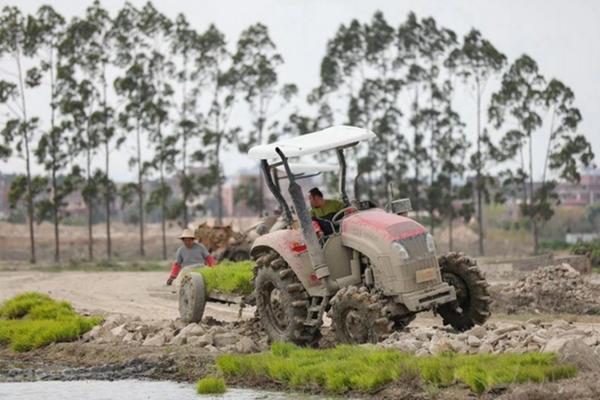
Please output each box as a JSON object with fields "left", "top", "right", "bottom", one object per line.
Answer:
{"left": 3, "top": 266, "right": 600, "bottom": 398}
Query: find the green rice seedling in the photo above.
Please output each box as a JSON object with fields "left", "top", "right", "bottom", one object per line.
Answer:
{"left": 0, "top": 292, "right": 102, "bottom": 352}
{"left": 215, "top": 344, "right": 578, "bottom": 395}
{"left": 192, "top": 261, "right": 254, "bottom": 295}
{"left": 196, "top": 376, "right": 226, "bottom": 394}
{"left": 0, "top": 292, "right": 53, "bottom": 318}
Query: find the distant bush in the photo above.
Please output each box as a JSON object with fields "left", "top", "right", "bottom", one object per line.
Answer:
{"left": 0, "top": 292, "right": 102, "bottom": 352}
{"left": 570, "top": 240, "right": 600, "bottom": 268}
{"left": 196, "top": 376, "right": 226, "bottom": 394}
{"left": 539, "top": 239, "right": 570, "bottom": 251}
{"left": 192, "top": 261, "right": 254, "bottom": 295}
{"left": 217, "top": 343, "right": 577, "bottom": 395}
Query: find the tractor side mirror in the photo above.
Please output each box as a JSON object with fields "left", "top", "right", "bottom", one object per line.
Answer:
{"left": 390, "top": 198, "right": 412, "bottom": 215}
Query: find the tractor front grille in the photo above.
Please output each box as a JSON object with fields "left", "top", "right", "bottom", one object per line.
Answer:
{"left": 390, "top": 234, "right": 442, "bottom": 293}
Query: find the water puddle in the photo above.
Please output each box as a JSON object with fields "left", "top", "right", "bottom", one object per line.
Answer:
{"left": 0, "top": 379, "right": 343, "bottom": 400}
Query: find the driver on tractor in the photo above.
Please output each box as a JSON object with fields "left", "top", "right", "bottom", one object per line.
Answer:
{"left": 308, "top": 187, "right": 344, "bottom": 237}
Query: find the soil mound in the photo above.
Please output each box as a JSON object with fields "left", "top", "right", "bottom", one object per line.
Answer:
{"left": 492, "top": 263, "right": 600, "bottom": 314}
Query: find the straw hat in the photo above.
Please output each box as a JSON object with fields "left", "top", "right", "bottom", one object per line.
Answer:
{"left": 179, "top": 229, "right": 195, "bottom": 239}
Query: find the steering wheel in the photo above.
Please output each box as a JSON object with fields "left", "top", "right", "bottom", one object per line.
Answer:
{"left": 332, "top": 206, "right": 358, "bottom": 224}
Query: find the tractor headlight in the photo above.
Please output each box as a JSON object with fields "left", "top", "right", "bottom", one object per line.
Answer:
{"left": 391, "top": 241, "right": 410, "bottom": 260}
{"left": 426, "top": 233, "right": 436, "bottom": 253}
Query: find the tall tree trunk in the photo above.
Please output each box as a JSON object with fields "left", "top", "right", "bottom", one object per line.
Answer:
{"left": 159, "top": 123, "right": 167, "bottom": 260}
{"left": 50, "top": 50, "right": 59, "bottom": 263}
{"left": 412, "top": 86, "right": 420, "bottom": 219}
{"left": 87, "top": 146, "right": 93, "bottom": 261}
{"left": 181, "top": 58, "right": 189, "bottom": 227}
{"left": 257, "top": 114, "right": 265, "bottom": 216}
{"left": 448, "top": 213, "right": 453, "bottom": 252}
{"left": 216, "top": 137, "right": 223, "bottom": 225}
{"left": 136, "top": 118, "right": 145, "bottom": 256}
{"left": 475, "top": 81, "right": 484, "bottom": 256}
{"left": 16, "top": 50, "right": 35, "bottom": 263}
{"left": 429, "top": 83, "right": 436, "bottom": 235}
{"left": 103, "top": 65, "right": 112, "bottom": 259}
{"left": 528, "top": 133, "right": 538, "bottom": 254}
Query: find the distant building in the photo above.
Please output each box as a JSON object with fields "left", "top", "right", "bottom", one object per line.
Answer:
{"left": 556, "top": 168, "right": 600, "bottom": 206}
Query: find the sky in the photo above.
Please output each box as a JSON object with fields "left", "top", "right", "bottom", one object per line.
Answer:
{"left": 1, "top": 0, "right": 599, "bottom": 183}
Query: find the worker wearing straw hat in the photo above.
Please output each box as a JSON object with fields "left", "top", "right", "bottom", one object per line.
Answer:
{"left": 166, "top": 228, "right": 216, "bottom": 286}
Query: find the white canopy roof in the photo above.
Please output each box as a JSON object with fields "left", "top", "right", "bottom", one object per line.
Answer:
{"left": 275, "top": 162, "right": 338, "bottom": 175}
{"left": 248, "top": 125, "right": 376, "bottom": 161}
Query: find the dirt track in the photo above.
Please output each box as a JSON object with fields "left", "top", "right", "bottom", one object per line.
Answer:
{"left": 0, "top": 270, "right": 253, "bottom": 321}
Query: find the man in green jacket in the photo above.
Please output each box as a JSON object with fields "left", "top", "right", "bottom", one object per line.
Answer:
{"left": 308, "top": 187, "right": 344, "bottom": 236}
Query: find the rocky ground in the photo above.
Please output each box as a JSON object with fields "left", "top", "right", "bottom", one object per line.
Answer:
{"left": 491, "top": 263, "right": 600, "bottom": 315}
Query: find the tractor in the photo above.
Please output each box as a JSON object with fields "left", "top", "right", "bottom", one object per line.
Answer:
{"left": 245, "top": 125, "right": 491, "bottom": 345}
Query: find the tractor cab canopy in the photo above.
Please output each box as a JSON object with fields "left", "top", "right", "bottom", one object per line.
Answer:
{"left": 248, "top": 125, "right": 376, "bottom": 229}
{"left": 248, "top": 125, "right": 376, "bottom": 161}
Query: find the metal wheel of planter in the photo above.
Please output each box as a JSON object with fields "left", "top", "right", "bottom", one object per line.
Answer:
{"left": 179, "top": 272, "right": 206, "bottom": 323}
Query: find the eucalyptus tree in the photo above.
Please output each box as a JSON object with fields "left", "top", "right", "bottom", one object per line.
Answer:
{"left": 489, "top": 55, "right": 594, "bottom": 253}
{"left": 430, "top": 99, "right": 470, "bottom": 249}
{"left": 34, "top": 117, "right": 71, "bottom": 262}
{"left": 113, "top": 2, "right": 152, "bottom": 256}
{"left": 396, "top": 13, "right": 457, "bottom": 217}
{"left": 0, "top": 6, "right": 42, "bottom": 263}
{"left": 171, "top": 13, "right": 201, "bottom": 226}
{"left": 312, "top": 12, "right": 410, "bottom": 204}
{"left": 445, "top": 28, "right": 506, "bottom": 255}
{"left": 56, "top": 59, "right": 100, "bottom": 260}
{"left": 138, "top": 3, "right": 174, "bottom": 260}
{"left": 194, "top": 24, "right": 239, "bottom": 224}
{"left": 65, "top": 0, "right": 117, "bottom": 258}
{"left": 233, "top": 23, "right": 297, "bottom": 215}
{"left": 31, "top": 4, "right": 67, "bottom": 262}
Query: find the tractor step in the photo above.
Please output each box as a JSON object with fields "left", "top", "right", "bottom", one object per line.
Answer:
{"left": 304, "top": 296, "right": 329, "bottom": 327}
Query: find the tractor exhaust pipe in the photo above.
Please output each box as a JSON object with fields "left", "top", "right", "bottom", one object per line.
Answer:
{"left": 275, "top": 148, "right": 338, "bottom": 294}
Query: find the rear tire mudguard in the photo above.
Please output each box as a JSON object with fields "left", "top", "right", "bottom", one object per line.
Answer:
{"left": 251, "top": 229, "right": 327, "bottom": 297}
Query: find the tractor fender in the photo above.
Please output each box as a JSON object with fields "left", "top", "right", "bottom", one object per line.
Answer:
{"left": 251, "top": 229, "right": 327, "bottom": 297}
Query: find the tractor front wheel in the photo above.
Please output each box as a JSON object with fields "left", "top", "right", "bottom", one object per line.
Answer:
{"left": 437, "top": 252, "right": 491, "bottom": 331}
{"left": 254, "top": 251, "right": 321, "bottom": 346}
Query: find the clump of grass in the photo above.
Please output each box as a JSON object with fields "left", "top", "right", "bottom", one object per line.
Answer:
{"left": 192, "top": 261, "right": 254, "bottom": 295}
{"left": 196, "top": 376, "right": 227, "bottom": 394}
{"left": 0, "top": 292, "right": 53, "bottom": 318}
{"left": 216, "top": 343, "right": 577, "bottom": 395}
{"left": 0, "top": 292, "right": 102, "bottom": 352}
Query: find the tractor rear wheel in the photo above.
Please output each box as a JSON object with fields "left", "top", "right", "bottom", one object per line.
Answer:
{"left": 437, "top": 252, "right": 491, "bottom": 331}
{"left": 328, "top": 286, "right": 393, "bottom": 344}
{"left": 179, "top": 272, "right": 206, "bottom": 323}
{"left": 253, "top": 251, "right": 321, "bottom": 346}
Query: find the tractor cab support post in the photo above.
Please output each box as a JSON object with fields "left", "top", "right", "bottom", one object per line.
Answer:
{"left": 336, "top": 148, "right": 349, "bottom": 206}
{"left": 275, "top": 148, "right": 338, "bottom": 294}
{"left": 260, "top": 159, "right": 293, "bottom": 228}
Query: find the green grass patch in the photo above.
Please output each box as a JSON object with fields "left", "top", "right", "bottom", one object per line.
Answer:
{"left": 216, "top": 343, "right": 577, "bottom": 395}
{"left": 192, "top": 261, "right": 254, "bottom": 295}
{"left": 196, "top": 375, "right": 227, "bottom": 394}
{"left": 0, "top": 292, "right": 102, "bottom": 352}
